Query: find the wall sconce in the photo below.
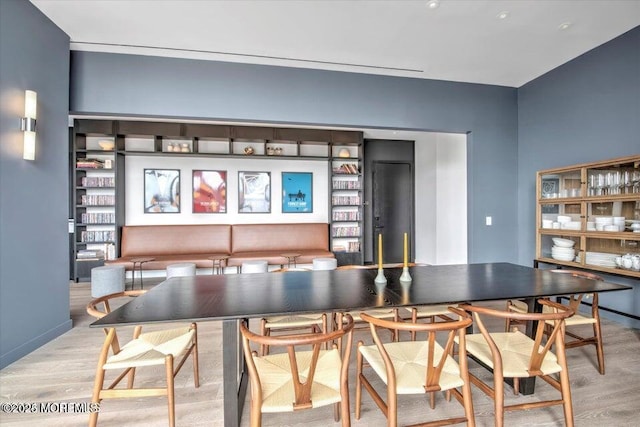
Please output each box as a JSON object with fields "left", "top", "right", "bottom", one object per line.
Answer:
{"left": 21, "top": 90, "right": 37, "bottom": 160}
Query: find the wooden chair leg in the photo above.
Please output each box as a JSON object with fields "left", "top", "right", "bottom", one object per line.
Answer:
{"left": 593, "top": 320, "right": 605, "bottom": 375}
{"left": 494, "top": 372, "right": 505, "bottom": 427}
{"left": 250, "top": 397, "right": 262, "bottom": 427}
{"left": 89, "top": 368, "right": 105, "bottom": 427}
{"left": 341, "top": 381, "right": 351, "bottom": 427}
{"left": 355, "top": 341, "right": 363, "bottom": 420}
{"left": 260, "top": 319, "right": 270, "bottom": 356}
{"left": 411, "top": 309, "right": 418, "bottom": 341}
{"left": 322, "top": 314, "right": 329, "bottom": 350}
{"left": 388, "top": 383, "right": 398, "bottom": 427}
{"left": 461, "top": 383, "right": 475, "bottom": 427}
{"left": 166, "top": 355, "right": 175, "bottom": 427}
{"left": 127, "top": 367, "right": 136, "bottom": 388}
{"left": 191, "top": 323, "right": 200, "bottom": 388}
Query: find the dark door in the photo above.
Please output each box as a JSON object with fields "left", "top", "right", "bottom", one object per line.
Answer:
{"left": 372, "top": 162, "right": 413, "bottom": 263}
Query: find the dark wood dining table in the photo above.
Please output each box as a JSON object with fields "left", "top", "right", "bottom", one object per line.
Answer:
{"left": 92, "top": 262, "right": 630, "bottom": 427}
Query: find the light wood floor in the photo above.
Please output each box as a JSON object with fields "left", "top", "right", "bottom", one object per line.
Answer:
{"left": 0, "top": 280, "right": 639, "bottom": 426}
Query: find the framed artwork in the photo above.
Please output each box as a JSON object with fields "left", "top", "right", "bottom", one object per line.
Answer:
{"left": 144, "top": 169, "right": 180, "bottom": 213}
{"left": 192, "top": 170, "right": 227, "bottom": 213}
{"left": 238, "top": 171, "right": 271, "bottom": 213}
{"left": 282, "top": 172, "right": 313, "bottom": 213}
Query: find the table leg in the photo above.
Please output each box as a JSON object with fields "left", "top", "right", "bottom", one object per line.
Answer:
{"left": 513, "top": 296, "right": 543, "bottom": 395}
{"left": 222, "top": 319, "right": 248, "bottom": 427}
{"left": 138, "top": 262, "right": 145, "bottom": 289}
{"left": 130, "top": 262, "right": 139, "bottom": 290}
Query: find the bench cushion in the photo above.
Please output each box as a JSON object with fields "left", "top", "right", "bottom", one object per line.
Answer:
{"left": 120, "top": 224, "right": 231, "bottom": 257}
{"left": 231, "top": 223, "right": 329, "bottom": 253}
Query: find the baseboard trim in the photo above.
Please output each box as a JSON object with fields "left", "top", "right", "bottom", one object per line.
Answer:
{"left": 0, "top": 319, "right": 72, "bottom": 369}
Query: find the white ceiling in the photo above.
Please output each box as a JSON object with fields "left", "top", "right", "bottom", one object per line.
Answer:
{"left": 31, "top": 0, "right": 639, "bottom": 87}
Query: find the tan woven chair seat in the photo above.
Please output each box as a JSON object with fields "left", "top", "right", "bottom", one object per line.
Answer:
{"left": 253, "top": 348, "right": 343, "bottom": 413}
{"left": 104, "top": 327, "right": 196, "bottom": 370}
{"left": 463, "top": 331, "right": 562, "bottom": 378}
{"left": 263, "top": 313, "right": 325, "bottom": 329}
{"left": 406, "top": 304, "right": 453, "bottom": 317}
{"left": 542, "top": 304, "right": 597, "bottom": 326}
{"left": 359, "top": 340, "right": 464, "bottom": 394}
{"left": 507, "top": 299, "right": 598, "bottom": 325}
{"left": 348, "top": 309, "right": 396, "bottom": 322}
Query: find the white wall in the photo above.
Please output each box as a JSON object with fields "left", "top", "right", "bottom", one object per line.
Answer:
{"left": 435, "top": 133, "right": 467, "bottom": 264}
{"left": 125, "top": 156, "right": 329, "bottom": 224}
{"left": 413, "top": 132, "right": 467, "bottom": 265}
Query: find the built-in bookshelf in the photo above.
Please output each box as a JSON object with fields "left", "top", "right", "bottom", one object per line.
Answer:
{"left": 330, "top": 140, "right": 364, "bottom": 265}
{"left": 70, "top": 119, "right": 366, "bottom": 280}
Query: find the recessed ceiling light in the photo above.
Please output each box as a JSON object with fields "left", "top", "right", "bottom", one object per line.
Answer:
{"left": 427, "top": 0, "right": 440, "bottom": 9}
{"left": 558, "top": 22, "right": 572, "bottom": 30}
{"left": 497, "top": 11, "right": 510, "bottom": 20}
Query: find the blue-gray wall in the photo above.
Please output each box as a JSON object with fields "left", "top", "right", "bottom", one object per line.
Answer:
{"left": 518, "top": 26, "right": 640, "bottom": 327}
{"left": 70, "top": 51, "right": 519, "bottom": 265}
{"left": 0, "top": 0, "right": 71, "bottom": 368}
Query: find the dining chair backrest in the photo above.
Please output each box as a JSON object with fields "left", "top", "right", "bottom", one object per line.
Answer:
{"left": 86, "top": 290, "right": 146, "bottom": 348}
{"left": 549, "top": 269, "right": 603, "bottom": 310}
{"left": 461, "top": 300, "right": 574, "bottom": 375}
{"left": 360, "top": 307, "right": 472, "bottom": 389}
{"left": 239, "top": 313, "right": 354, "bottom": 424}
{"left": 356, "top": 307, "right": 475, "bottom": 426}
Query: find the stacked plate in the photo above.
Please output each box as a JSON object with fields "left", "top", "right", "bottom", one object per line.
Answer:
{"left": 594, "top": 216, "right": 613, "bottom": 231}
{"left": 585, "top": 251, "right": 617, "bottom": 268}
{"left": 561, "top": 221, "right": 581, "bottom": 230}
{"left": 551, "top": 237, "right": 576, "bottom": 261}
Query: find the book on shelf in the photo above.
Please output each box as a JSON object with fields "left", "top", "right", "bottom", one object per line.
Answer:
{"left": 332, "top": 163, "right": 359, "bottom": 174}
{"left": 76, "top": 158, "right": 105, "bottom": 168}
{"left": 332, "top": 226, "right": 361, "bottom": 237}
{"left": 81, "top": 176, "right": 115, "bottom": 187}
{"left": 332, "top": 180, "right": 361, "bottom": 190}
{"left": 77, "top": 249, "right": 105, "bottom": 260}
{"left": 332, "top": 241, "right": 361, "bottom": 253}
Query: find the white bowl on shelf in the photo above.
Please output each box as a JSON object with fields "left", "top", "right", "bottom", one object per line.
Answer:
{"left": 551, "top": 253, "right": 575, "bottom": 262}
{"left": 552, "top": 238, "right": 575, "bottom": 248}
{"left": 98, "top": 140, "right": 115, "bottom": 150}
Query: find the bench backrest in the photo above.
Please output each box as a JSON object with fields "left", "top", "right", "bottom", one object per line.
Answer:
{"left": 231, "top": 223, "right": 329, "bottom": 253}
{"left": 120, "top": 224, "right": 231, "bottom": 256}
